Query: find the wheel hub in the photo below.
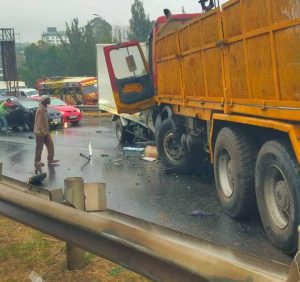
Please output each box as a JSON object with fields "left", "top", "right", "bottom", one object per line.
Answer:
{"left": 164, "top": 132, "right": 184, "bottom": 160}
{"left": 264, "top": 165, "right": 291, "bottom": 230}
{"left": 274, "top": 180, "right": 290, "bottom": 212}
{"left": 218, "top": 150, "right": 234, "bottom": 198}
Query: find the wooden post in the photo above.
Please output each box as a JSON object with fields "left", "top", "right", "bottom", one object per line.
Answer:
{"left": 64, "top": 177, "right": 86, "bottom": 270}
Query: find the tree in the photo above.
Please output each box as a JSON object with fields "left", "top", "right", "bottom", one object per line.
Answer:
{"left": 19, "top": 17, "right": 101, "bottom": 86}
{"left": 128, "top": 0, "right": 152, "bottom": 42}
{"left": 18, "top": 41, "right": 65, "bottom": 87}
{"left": 61, "top": 18, "right": 96, "bottom": 75}
{"left": 89, "top": 17, "right": 112, "bottom": 43}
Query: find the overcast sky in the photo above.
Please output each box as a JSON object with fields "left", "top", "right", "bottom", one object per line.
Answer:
{"left": 1, "top": 0, "right": 227, "bottom": 43}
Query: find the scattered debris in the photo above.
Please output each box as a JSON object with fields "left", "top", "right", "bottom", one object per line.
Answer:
{"left": 29, "top": 271, "right": 43, "bottom": 282}
{"left": 101, "top": 154, "right": 109, "bottom": 157}
{"left": 28, "top": 135, "right": 34, "bottom": 139}
{"left": 79, "top": 153, "right": 91, "bottom": 161}
{"left": 123, "top": 147, "right": 144, "bottom": 152}
{"left": 123, "top": 146, "right": 145, "bottom": 157}
{"left": 96, "top": 130, "right": 102, "bottom": 133}
{"left": 190, "top": 210, "right": 215, "bottom": 218}
{"left": 80, "top": 142, "right": 92, "bottom": 161}
{"left": 143, "top": 157, "right": 157, "bottom": 162}
{"left": 144, "top": 146, "right": 158, "bottom": 159}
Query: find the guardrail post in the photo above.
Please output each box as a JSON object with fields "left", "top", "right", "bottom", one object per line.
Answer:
{"left": 84, "top": 183, "right": 106, "bottom": 211}
{"left": 64, "top": 177, "right": 86, "bottom": 270}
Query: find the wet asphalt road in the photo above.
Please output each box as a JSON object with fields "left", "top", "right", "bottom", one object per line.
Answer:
{"left": 0, "top": 116, "right": 291, "bottom": 265}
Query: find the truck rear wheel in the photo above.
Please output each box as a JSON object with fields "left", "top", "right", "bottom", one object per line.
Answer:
{"left": 255, "top": 140, "right": 300, "bottom": 254}
{"left": 157, "top": 118, "right": 195, "bottom": 173}
{"left": 214, "top": 127, "right": 256, "bottom": 219}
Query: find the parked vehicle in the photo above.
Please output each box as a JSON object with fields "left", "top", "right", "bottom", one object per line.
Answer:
{"left": 38, "top": 76, "right": 98, "bottom": 105}
{"left": 3, "top": 88, "right": 39, "bottom": 98}
{"left": 0, "top": 97, "right": 62, "bottom": 131}
{"left": 46, "top": 97, "right": 82, "bottom": 125}
{"left": 19, "top": 88, "right": 39, "bottom": 98}
{"left": 99, "top": 0, "right": 300, "bottom": 254}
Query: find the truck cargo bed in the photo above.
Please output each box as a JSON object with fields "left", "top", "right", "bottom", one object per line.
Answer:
{"left": 155, "top": 0, "right": 300, "bottom": 122}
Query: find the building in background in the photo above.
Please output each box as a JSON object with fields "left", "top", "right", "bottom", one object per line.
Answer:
{"left": 41, "top": 27, "right": 67, "bottom": 45}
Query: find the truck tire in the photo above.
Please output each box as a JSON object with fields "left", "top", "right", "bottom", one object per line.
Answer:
{"left": 255, "top": 140, "right": 300, "bottom": 254}
{"left": 157, "top": 118, "right": 195, "bottom": 173}
{"left": 214, "top": 127, "right": 256, "bottom": 219}
{"left": 115, "top": 119, "right": 133, "bottom": 144}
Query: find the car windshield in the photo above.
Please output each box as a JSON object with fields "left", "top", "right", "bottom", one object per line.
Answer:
{"left": 18, "top": 100, "right": 39, "bottom": 109}
{"left": 50, "top": 98, "right": 67, "bottom": 106}
{"left": 25, "top": 90, "right": 38, "bottom": 96}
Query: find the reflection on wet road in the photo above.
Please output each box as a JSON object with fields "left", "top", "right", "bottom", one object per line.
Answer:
{"left": 0, "top": 117, "right": 291, "bottom": 265}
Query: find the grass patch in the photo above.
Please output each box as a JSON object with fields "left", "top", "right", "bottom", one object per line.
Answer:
{"left": 0, "top": 216, "right": 151, "bottom": 281}
{"left": 109, "top": 266, "right": 124, "bottom": 277}
{"left": 85, "top": 252, "right": 96, "bottom": 264}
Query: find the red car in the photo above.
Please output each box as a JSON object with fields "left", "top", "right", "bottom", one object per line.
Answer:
{"left": 48, "top": 98, "right": 82, "bottom": 124}
{"left": 31, "top": 97, "right": 82, "bottom": 125}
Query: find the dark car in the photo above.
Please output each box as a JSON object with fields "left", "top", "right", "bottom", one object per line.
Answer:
{"left": 0, "top": 98, "right": 63, "bottom": 131}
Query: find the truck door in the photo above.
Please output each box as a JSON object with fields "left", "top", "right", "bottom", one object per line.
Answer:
{"left": 103, "top": 42, "right": 154, "bottom": 114}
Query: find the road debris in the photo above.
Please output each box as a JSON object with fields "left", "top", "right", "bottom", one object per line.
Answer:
{"left": 143, "top": 157, "right": 157, "bottom": 162}
{"left": 190, "top": 210, "right": 215, "bottom": 218}
{"left": 123, "top": 147, "right": 145, "bottom": 152}
{"left": 79, "top": 153, "right": 91, "bottom": 161}
{"left": 144, "top": 145, "right": 158, "bottom": 159}
{"left": 80, "top": 142, "right": 92, "bottom": 161}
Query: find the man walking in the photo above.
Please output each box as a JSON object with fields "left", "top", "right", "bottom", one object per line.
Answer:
{"left": 34, "top": 95, "right": 59, "bottom": 167}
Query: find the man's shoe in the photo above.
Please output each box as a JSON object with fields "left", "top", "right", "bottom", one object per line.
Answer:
{"left": 48, "top": 160, "right": 59, "bottom": 164}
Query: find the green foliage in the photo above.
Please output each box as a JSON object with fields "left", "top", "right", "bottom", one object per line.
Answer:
{"left": 84, "top": 252, "right": 96, "bottom": 263}
{"left": 18, "top": 41, "right": 65, "bottom": 87}
{"left": 89, "top": 17, "right": 112, "bottom": 43}
{"left": 62, "top": 18, "right": 97, "bottom": 76}
{"left": 128, "top": 0, "right": 152, "bottom": 42}
{"left": 18, "top": 17, "right": 104, "bottom": 87}
{"left": 108, "top": 266, "right": 124, "bottom": 277}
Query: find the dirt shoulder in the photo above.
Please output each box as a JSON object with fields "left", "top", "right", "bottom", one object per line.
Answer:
{"left": 0, "top": 216, "right": 151, "bottom": 282}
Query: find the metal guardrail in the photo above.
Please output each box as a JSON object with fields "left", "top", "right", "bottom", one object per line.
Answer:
{"left": 75, "top": 105, "right": 111, "bottom": 117}
{"left": 0, "top": 174, "right": 298, "bottom": 282}
{"left": 76, "top": 105, "right": 99, "bottom": 112}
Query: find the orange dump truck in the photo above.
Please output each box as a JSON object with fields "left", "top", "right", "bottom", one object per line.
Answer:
{"left": 101, "top": 0, "right": 300, "bottom": 254}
